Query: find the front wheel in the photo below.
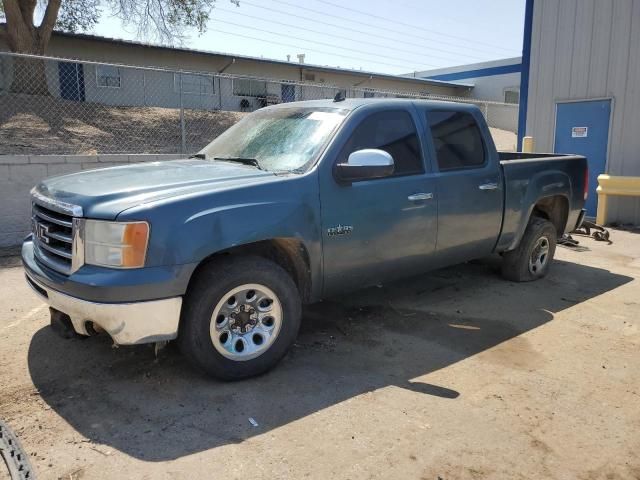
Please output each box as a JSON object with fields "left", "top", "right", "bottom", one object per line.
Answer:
{"left": 178, "top": 256, "right": 301, "bottom": 380}
{"left": 501, "top": 217, "right": 557, "bottom": 282}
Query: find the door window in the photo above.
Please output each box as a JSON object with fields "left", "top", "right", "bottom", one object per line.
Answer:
{"left": 339, "top": 110, "right": 423, "bottom": 176}
{"left": 427, "top": 111, "right": 486, "bottom": 171}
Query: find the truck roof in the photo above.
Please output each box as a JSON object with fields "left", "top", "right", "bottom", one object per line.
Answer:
{"left": 267, "top": 98, "right": 482, "bottom": 113}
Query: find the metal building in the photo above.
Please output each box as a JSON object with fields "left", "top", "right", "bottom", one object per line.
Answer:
{"left": 409, "top": 57, "right": 522, "bottom": 104}
{"left": 519, "top": 0, "right": 640, "bottom": 224}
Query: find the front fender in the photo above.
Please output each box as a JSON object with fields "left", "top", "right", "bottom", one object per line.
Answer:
{"left": 117, "top": 174, "right": 323, "bottom": 295}
{"left": 179, "top": 199, "right": 319, "bottom": 263}
{"left": 498, "top": 168, "right": 572, "bottom": 252}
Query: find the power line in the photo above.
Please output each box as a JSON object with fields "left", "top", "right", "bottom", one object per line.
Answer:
{"left": 215, "top": 6, "right": 485, "bottom": 64}
{"left": 240, "top": 0, "right": 511, "bottom": 59}
{"left": 312, "top": 0, "right": 520, "bottom": 54}
{"left": 210, "top": 18, "right": 441, "bottom": 69}
{"left": 207, "top": 27, "right": 441, "bottom": 72}
{"left": 269, "top": 0, "right": 519, "bottom": 57}
{"left": 392, "top": 0, "right": 491, "bottom": 27}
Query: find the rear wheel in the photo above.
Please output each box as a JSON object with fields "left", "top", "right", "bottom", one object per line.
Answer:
{"left": 178, "top": 256, "right": 301, "bottom": 380}
{"left": 501, "top": 217, "right": 557, "bottom": 282}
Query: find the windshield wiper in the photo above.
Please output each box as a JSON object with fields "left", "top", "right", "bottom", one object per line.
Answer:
{"left": 213, "top": 156, "right": 263, "bottom": 170}
{"left": 189, "top": 153, "right": 206, "bottom": 159}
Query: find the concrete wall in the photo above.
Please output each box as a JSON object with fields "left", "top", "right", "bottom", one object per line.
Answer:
{"left": 0, "top": 154, "right": 182, "bottom": 247}
{"left": 525, "top": 0, "right": 640, "bottom": 224}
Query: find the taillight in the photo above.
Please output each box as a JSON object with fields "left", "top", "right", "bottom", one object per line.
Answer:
{"left": 584, "top": 167, "right": 589, "bottom": 201}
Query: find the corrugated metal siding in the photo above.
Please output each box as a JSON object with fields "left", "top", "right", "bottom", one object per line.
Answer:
{"left": 526, "top": 0, "right": 640, "bottom": 224}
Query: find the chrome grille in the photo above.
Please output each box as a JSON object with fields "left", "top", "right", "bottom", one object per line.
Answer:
{"left": 31, "top": 198, "right": 80, "bottom": 275}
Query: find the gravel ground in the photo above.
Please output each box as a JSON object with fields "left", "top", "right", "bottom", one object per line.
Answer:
{"left": 0, "top": 230, "right": 638, "bottom": 479}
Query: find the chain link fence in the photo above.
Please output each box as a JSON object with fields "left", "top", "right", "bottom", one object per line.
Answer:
{"left": 0, "top": 52, "right": 518, "bottom": 155}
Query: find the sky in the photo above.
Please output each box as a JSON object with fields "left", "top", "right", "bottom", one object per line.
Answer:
{"left": 91, "top": 0, "right": 524, "bottom": 76}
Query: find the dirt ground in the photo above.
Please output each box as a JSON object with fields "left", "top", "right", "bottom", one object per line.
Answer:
{"left": 0, "top": 94, "right": 244, "bottom": 155}
{"left": 0, "top": 93, "right": 517, "bottom": 155}
{"left": 0, "top": 231, "right": 638, "bottom": 480}
{"left": 490, "top": 127, "right": 517, "bottom": 151}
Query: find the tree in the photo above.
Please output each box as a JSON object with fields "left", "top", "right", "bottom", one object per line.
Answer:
{"left": 0, "top": 0, "right": 236, "bottom": 94}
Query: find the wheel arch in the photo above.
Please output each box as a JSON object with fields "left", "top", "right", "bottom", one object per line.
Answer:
{"left": 186, "top": 238, "right": 313, "bottom": 304}
{"left": 504, "top": 193, "right": 570, "bottom": 252}
{"left": 530, "top": 194, "right": 569, "bottom": 236}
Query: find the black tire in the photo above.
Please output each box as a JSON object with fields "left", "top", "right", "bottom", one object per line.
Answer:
{"left": 0, "top": 420, "right": 35, "bottom": 480}
{"left": 178, "top": 256, "right": 302, "bottom": 380}
{"left": 501, "top": 216, "right": 557, "bottom": 282}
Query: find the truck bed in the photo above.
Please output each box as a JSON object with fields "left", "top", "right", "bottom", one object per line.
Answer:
{"left": 496, "top": 151, "right": 587, "bottom": 253}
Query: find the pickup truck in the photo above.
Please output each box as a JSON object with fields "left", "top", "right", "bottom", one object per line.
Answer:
{"left": 22, "top": 99, "right": 587, "bottom": 379}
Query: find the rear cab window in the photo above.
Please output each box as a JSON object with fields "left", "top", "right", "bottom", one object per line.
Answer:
{"left": 338, "top": 110, "right": 424, "bottom": 177}
{"left": 426, "top": 110, "right": 486, "bottom": 171}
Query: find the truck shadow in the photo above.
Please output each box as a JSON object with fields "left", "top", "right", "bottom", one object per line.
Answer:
{"left": 27, "top": 257, "right": 632, "bottom": 461}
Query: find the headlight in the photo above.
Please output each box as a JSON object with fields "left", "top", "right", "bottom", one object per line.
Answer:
{"left": 84, "top": 220, "right": 149, "bottom": 268}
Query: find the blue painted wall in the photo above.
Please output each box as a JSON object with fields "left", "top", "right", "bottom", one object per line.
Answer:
{"left": 517, "top": 0, "right": 535, "bottom": 151}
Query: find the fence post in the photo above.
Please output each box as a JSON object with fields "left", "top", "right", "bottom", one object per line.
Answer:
{"left": 179, "top": 72, "right": 186, "bottom": 154}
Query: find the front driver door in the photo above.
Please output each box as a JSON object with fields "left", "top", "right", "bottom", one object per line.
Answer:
{"left": 319, "top": 108, "right": 438, "bottom": 297}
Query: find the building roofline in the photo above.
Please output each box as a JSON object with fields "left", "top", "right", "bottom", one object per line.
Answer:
{"left": 425, "top": 63, "right": 521, "bottom": 82}
{"left": 410, "top": 56, "right": 522, "bottom": 76}
{"left": 37, "top": 29, "right": 472, "bottom": 90}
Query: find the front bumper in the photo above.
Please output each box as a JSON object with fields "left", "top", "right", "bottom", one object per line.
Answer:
{"left": 25, "top": 271, "right": 182, "bottom": 345}
{"left": 22, "top": 238, "right": 184, "bottom": 345}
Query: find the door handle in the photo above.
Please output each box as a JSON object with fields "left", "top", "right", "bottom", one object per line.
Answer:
{"left": 408, "top": 193, "right": 433, "bottom": 201}
{"left": 478, "top": 183, "right": 498, "bottom": 190}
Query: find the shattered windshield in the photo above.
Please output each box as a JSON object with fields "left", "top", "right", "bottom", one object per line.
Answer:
{"left": 199, "top": 106, "right": 348, "bottom": 172}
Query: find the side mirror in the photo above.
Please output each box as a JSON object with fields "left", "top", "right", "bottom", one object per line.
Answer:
{"left": 336, "top": 149, "right": 395, "bottom": 182}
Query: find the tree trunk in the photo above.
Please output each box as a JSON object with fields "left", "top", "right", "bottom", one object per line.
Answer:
{"left": 2, "top": 0, "right": 61, "bottom": 95}
{"left": 10, "top": 55, "right": 51, "bottom": 96}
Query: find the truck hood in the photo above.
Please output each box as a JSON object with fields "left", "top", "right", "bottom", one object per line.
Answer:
{"left": 35, "top": 159, "right": 279, "bottom": 219}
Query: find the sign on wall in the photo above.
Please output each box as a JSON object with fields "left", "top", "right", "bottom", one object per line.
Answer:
{"left": 571, "top": 126, "right": 589, "bottom": 138}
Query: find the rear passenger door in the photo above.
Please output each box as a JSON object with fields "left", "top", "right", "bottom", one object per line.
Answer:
{"left": 425, "top": 109, "right": 503, "bottom": 263}
{"left": 320, "top": 108, "right": 438, "bottom": 296}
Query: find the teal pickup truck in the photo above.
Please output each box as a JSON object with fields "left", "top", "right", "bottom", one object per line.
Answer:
{"left": 22, "top": 99, "right": 587, "bottom": 379}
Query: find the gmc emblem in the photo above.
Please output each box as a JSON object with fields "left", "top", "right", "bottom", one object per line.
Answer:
{"left": 35, "top": 222, "right": 50, "bottom": 244}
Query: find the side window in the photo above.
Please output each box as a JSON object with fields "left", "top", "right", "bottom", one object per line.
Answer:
{"left": 504, "top": 89, "right": 520, "bottom": 104}
{"left": 426, "top": 111, "right": 486, "bottom": 171}
{"left": 339, "top": 111, "right": 423, "bottom": 176}
{"left": 96, "top": 65, "right": 121, "bottom": 88}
